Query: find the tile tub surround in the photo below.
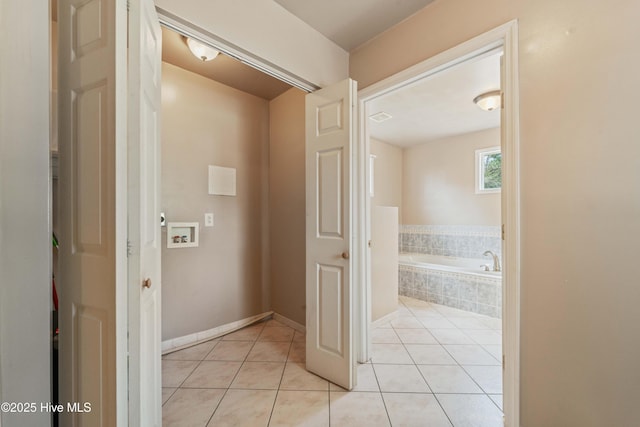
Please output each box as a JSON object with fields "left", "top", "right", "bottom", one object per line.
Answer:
{"left": 399, "top": 264, "right": 502, "bottom": 318}
{"left": 400, "top": 225, "right": 501, "bottom": 260}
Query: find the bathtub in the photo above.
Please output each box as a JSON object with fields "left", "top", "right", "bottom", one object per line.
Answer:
{"left": 398, "top": 253, "right": 501, "bottom": 279}
{"left": 398, "top": 253, "right": 502, "bottom": 318}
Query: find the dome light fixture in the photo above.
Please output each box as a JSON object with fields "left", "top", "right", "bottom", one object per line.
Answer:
{"left": 473, "top": 90, "right": 502, "bottom": 111}
{"left": 186, "top": 37, "right": 219, "bottom": 62}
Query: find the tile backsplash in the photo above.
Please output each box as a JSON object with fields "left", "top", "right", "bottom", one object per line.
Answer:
{"left": 400, "top": 225, "right": 501, "bottom": 259}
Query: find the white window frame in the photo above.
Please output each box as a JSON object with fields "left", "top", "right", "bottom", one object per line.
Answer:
{"left": 475, "top": 146, "right": 502, "bottom": 194}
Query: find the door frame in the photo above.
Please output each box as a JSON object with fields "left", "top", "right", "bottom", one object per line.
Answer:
{"left": 356, "top": 21, "right": 521, "bottom": 426}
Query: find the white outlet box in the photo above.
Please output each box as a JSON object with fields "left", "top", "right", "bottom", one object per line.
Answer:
{"left": 204, "top": 213, "right": 214, "bottom": 227}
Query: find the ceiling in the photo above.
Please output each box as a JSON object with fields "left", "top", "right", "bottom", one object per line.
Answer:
{"left": 159, "top": 4, "right": 499, "bottom": 144}
{"left": 367, "top": 51, "right": 502, "bottom": 147}
{"left": 273, "top": 0, "right": 436, "bottom": 51}
{"left": 161, "top": 26, "right": 293, "bottom": 101}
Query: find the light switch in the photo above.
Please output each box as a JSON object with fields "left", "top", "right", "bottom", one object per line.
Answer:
{"left": 204, "top": 213, "right": 214, "bottom": 227}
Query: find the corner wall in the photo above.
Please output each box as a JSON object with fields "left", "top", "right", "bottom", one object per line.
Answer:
{"left": 351, "top": 0, "right": 640, "bottom": 425}
{"left": 268, "top": 88, "right": 307, "bottom": 326}
{"left": 161, "top": 62, "right": 270, "bottom": 341}
{"left": 0, "top": 1, "right": 51, "bottom": 425}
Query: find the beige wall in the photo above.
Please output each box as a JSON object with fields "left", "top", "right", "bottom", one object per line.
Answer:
{"left": 403, "top": 128, "right": 500, "bottom": 226}
{"left": 351, "top": 0, "right": 640, "bottom": 425}
{"left": 268, "top": 88, "right": 307, "bottom": 326}
{"left": 161, "top": 62, "right": 270, "bottom": 341}
{"left": 0, "top": 1, "right": 51, "bottom": 425}
{"left": 370, "top": 138, "right": 403, "bottom": 222}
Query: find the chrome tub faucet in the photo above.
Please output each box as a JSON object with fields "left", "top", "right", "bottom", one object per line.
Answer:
{"left": 483, "top": 250, "right": 501, "bottom": 272}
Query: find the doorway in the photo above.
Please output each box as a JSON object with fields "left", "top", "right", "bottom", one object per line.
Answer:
{"left": 357, "top": 21, "right": 521, "bottom": 425}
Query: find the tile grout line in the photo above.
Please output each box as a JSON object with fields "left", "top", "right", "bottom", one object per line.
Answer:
{"left": 265, "top": 337, "right": 294, "bottom": 426}
{"left": 206, "top": 323, "right": 266, "bottom": 426}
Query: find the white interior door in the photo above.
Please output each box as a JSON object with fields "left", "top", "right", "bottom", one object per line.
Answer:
{"left": 127, "top": 0, "right": 162, "bottom": 425}
{"left": 58, "top": 0, "right": 128, "bottom": 424}
{"left": 305, "top": 78, "right": 357, "bottom": 390}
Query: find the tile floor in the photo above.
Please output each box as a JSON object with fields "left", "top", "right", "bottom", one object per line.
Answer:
{"left": 162, "top": 295, "right": 503, "bottom": 426}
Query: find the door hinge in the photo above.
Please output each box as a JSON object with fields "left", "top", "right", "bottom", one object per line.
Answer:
{"left": 502, "top": 354, "right": 505, "bottom": 369}
{"left": 127, "top": 239, "right": 133, "bottom": 257}
{"left": 501, "top": 224, "right": 505, "bottom": 241}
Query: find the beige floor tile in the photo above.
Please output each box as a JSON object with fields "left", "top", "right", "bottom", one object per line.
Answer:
{"left": 383, "top": 393, "right": 452, "bottom": 427}
{"left": 436, "top": 394, "right": 503, "bottom": 427}
{"left": 329, "top": 391, "right": 390, "bottom": 427}
{"left": 429, "top": 328, "right": 475, "bottom": 344}
{"left": 447, "top": 316, "right": 492, "bottom": 330}
{"left": 371, "top": 343, "right": 413, "bottom": 364}
{"left": 162, "top": 388, "right": 176, "bottom": 405}
{"left": 206, "top": 341, "right": 254, "bottom": 361}
{"left": 287, "top": 341, "right": 305, "bottom": 362}
{"left": 247, "top": 341, "right": 291, "bottom": 362}
{"left": 488, "top": 394, "right": 503, "bottom": 410}
{"left": 409, "top": 306, "right": 445, "bottom": 318}
{"left": 269, "top": 390, "right": 329, "bottom": 427}
{"left": 395, "top": 328, "right": 438, "bottom": 344}
{"left": 372, "top": 328, "right": 401, "bottom": 344}
{"left": 263, "top": 319, "right": 288, "bottom": 328}
{"left": 463, "top": 365, "right": 503, "bottom": 394}
{"left": 230, "top": 361, "right": 285, "bottom": 389}
{"left": 419, "top": 317, "right": 457, "bottom": 329}
{"left": 418, "top": 365, "right": 482, "bottom": 393}
{"left": 293, "top": 330, "right": 306, "bottom": 342}
{"left": 207, "top": 389, "right": 276, "bottom": 427}
{"left": 482, "top": 344, "right": 502, "bottom": 362}
{"left": 373, "top": 364, "right": 430, "bottom": 393}
{"left": 405, "top": 344, "right": 457, "bottom": 365}
{"left": 162, "top": 360, "right": 199, "bottom": 387}
{"left": 258, "top": 326, "right": 295, "bottom": 342}
{"left": 221, "top": 324, "right": 264, "bottom": 341}
{"left": 443, "top": 345, "right": 500, "bottom": 366}
{"left": 182, "top": 361, "right": 242, "bottom": 388}
{"left": 434, "top": 304, "right": 478, "bottom": 318}
{"left": 280, "top": 363, "right": 329, "bottom": 391}
{"left": 162, "top": 340, "right": 219, "bottom": 361}
{"left": 390, "top": 316, "right": 425, "bottom": 329}
{"left": 480, "top": 317, "right": 503, "bottom": 330}
{"left": 162, "top": 388, "right": 224, "bottom": 427}
{"left": 329, "top": 363, "right": 379, "bottom": 392}
{"left": 462, "top": 329, "right": 502, "bottom": 345}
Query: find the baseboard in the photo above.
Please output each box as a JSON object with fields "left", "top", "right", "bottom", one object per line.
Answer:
{"left": 162, "top": 311, "right": 274, "bottom": 355}
{"left": 272, "top": 312, "right": 306, "bottom": 333}
{"left": 371, "top": 310, "right": 399, "bottom": 328}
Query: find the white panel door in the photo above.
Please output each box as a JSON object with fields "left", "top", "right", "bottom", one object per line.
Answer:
{"left": 306, "top": 78, "right": 357, "bottom": 390}
{"left": 58, "top": 0, "right": 128, "bottom": 425}
{"left": 127, "top": 0, "right": 162, "bottom": 425}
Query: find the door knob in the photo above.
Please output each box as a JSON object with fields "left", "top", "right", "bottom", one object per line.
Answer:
{"left": 341, "top": 251, "right": 349, "bottom": 259}
{"left": 142, "top": 278, "right": 152, "bottom": 289}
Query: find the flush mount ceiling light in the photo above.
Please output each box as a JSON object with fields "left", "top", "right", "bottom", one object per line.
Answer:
{"left": 369, "top": 111, "right": 393, "bottom": 123}
{"left": 473, "top": 90, "right": 502, "bottom": 111}
{"left": 186, "top": 37, "right": 219, "bottom": 61}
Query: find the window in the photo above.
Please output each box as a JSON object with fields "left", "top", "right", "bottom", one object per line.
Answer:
{"left": 476, "top": 147, "right": 502, "bottom": 193}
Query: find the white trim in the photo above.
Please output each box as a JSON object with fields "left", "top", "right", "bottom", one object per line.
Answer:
{"left": 161, "top": 311, "right": 273, "bottom": 354}
{"left": 356, "top": 20, "right": 521, "bottom": 427}
{"left": 371, "top": 310, "right": 399, "bottom": 329}
{"left": 272, "top": 313, "right": 306, "bottom": 333}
